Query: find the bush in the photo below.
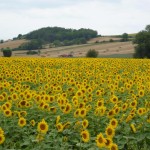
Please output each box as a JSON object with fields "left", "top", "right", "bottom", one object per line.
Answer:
{"left": 86, "top": 49, "right": 99, "bottom": 58}
{"left": 2, "top": 47, "right": 12, "bottom": 57}
{"left": 26, "top": 50, "right": 38, "bottom": 55}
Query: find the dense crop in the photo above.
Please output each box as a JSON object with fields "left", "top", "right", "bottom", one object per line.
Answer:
{"left": 0, "top": 58, "right": 150, "bottom": 150}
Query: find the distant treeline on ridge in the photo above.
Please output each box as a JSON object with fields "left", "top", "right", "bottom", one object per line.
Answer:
{"left": 14, "top": 27, "right": 98, "bottom": 50}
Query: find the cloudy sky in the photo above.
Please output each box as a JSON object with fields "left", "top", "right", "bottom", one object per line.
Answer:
{"left": 0, "top": 0, "right": 150, "bottom": 40}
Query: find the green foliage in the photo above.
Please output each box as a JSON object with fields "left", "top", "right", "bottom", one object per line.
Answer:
{"left": 134, "top": 25, "right": 150, "bottom": 58}
{"left": 18, "top": 40, "right": 43, "bottom": 50}
{"left": 2, "top": 47, "right": 12, "bottom": 57}
{"left": 86, "top": 49, "right": 99, "bottom": 58}
{"left": 25, "top": 27, "right": 97, "bottom": 43}
{"left": 120, "top": 33, "right": 129, "bottom": 42}
{"left": 0, "top": 39, "right": 4, "bottom": 43}
{"left": 26, "top": 50, "right": 38, "bottom": 55}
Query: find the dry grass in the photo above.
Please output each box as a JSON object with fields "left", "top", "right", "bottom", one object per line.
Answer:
{"left": 0, "top": 37, "right": 135, "bottom": 58}
{"left": 0, "top": 39, "right": 28, "bottom": 49}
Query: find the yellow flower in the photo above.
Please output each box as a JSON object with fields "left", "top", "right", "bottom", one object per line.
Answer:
{"left": 30, "top": 120, "right": 36, "bottom": 127}
{"left": 18, "top": 117, "right": 26, "bottom": 127}
{"left": 105, "top": 138, "right": 112, "bottom": 148}
{"left": 82, "top": 119, "right": 89, "bottom": 129}
{"left": 0, "top": 134, "right": 5, "bottom": 144}
{"left": 0, "top": 128, "right": 4, "bottom": 135}
{"left": 56, "top": 115, "right": 61, "bottom": 125}
{"left": 37, "top": 119, "right": 49, "bottom": 134}
{"left": 105, "top": 125, "right": 115, "bottom": 139}
{"left": 80, "top": 130, "right": 90, "bottom": 142}
{"left": 79, "top": 108, "right": 87, "bottom": 118}
{"left": 36, "top": 134, "right": 44, "bottom": 142}
{"left": 109, "top": 118, "right": 118, "bottom": 129}
{"left": 96, "top": 133, "right": 106, "bottom": 148}
{"left": 130, "top": 123, "right": 136, "bottom": 133}
{"left": 56, "top": 123, "right": 64, "bottom": 132}
{"left": 110, "top": 143, "right": 118, "bottom": 150}
{"left": 3, "top": 109, "right": 12, "bottom": 117}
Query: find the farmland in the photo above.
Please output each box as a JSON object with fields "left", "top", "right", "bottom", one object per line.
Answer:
{"left": 0, "top": 57, "right": 149, "bottom": 149}
{"left": 0, "top": 37, "right": 135, "bottom": 58}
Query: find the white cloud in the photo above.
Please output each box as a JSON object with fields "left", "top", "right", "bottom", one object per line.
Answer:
{"left": 0, "top": 0, "right": 150, "bottom": 40}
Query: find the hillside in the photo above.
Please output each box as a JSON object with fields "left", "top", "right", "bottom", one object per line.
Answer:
{"left": 0, "top": 36, "right": 135, "bottom": 58}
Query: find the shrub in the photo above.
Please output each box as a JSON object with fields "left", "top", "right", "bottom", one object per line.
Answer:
{"left": 86, "top": 49, "right": 99, "bottom": 58}
{"left": 2, "top": 47, "right": 12, "bottom": 57}
{"left": 26, "top": 50, "right": 38, "bottom": 55}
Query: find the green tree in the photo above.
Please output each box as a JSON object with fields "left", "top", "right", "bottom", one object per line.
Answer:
{"left": 2, "top": 47, "right": 12, "bottom": 57}
{"left": 133, "top": 25, "right": 150, "bottom": 58}
{"left": 121, "top": 33, "right": 128, "bottom": 42}
{"left": 86, "top": 49, "right": 99, "bottom": 58}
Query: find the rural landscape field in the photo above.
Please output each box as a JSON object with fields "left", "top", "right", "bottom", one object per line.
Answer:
{"left": 0, "top": 0, "right": 150, "bottom": 149}
{"left": 0, "top": 57, "right": 150, "bottom": 149}
{"left": 0, "top": 36, "right": 135, "bottom": 58}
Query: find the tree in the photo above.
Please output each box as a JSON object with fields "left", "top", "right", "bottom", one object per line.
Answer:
{"left": 86, "top": 49, "right": 99, "bottom": 58}
{"left": 133, "top": 25, "right": 150, "bottom": 58}
{"left": 2, "top": 47, "right": 12, "bottom": 57}
{"left": 121, "top": 33, "right": 128, "bottom": 42}
{"left": 0, "top": 40, "right": 4, "bottom": 43}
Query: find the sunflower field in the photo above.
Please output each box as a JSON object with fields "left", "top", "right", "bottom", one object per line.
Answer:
{"left": 0, "top": 57, "right": 150, "bottom": 150}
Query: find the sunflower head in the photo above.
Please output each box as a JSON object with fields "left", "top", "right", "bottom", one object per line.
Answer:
{"left": 37, "top": 119, "right": 49, "bottom": 134}
{"left": 80, "top": 130, "right": 90, "bottom": 143}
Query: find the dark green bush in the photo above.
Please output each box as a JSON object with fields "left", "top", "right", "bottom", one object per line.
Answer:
{"left": 2, "top": 47, "right": 12, "bottom": 57}
{"left": 26, "top": 50, "right": 38, "bottom": 55}
{"left": 86, "top": 49, "right": 99, "bottom": 58}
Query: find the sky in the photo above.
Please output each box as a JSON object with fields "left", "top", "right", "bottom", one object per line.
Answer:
{"left": 0, "top": 0, "right": 150, "bottom": 40}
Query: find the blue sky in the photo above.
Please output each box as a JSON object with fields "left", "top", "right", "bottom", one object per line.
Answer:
{"left": 0, "top": 0, "right": 150, "bottom": 40}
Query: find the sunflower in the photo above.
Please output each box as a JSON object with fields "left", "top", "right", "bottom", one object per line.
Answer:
{"left": 0, "top": 128, "right": 4, "bottom": 135}
{"left": 79, "top": 108, "right": 87, "bottom": 118}
{"left": 122, "top": 103, "right": 128, "bottom": 111}
{"left": 0, "top": 134, "right": 5, "bottom": 145}
{"left": 18, "top": 117, "right": 26, "bottom": 127}
{"left": 74, "top": 109, "right": 80, "bottom": 118}
{"left": 56, "top": 123, "right": 64, "bottom": 132}
{"left": 107, "top": 110, "right": 115, "bottom": 118}
{"left": 96, "top": 133, "right": 106, "bottom": 148}
{"left": 63, "top": 103, "right": 72, "bottom": 114}
{"left": 105, "top": 138, "right": 112, "bottom": 148}
{"left": 138, "top": 89, "right": 144, "bottom": 97}
{"left": 37, "top": 119, "right": 49, "bottom": 134}
{"left": 63, "top": 122, "right": 71, "bottom": 129}
{"left": 3, "top": 109, "right": 12, "bottom": 117}
{"left": 36, "top": 134, "right": 44, "bottom": 142}
{"left": 30, "top": 119, "right": 36, "bottom": 127}
{"left": 82, "top": 119, "right": 89, "bottom": 129}
{"left": 137, "top": 108, "right": 144, "bottom": 116}
{"left": 109, "top": 118, "right": 118, "bottom": 129}
{"left": 80, "top": 130, "right": 90, "bottom": 143}
{"left": 110, "top": 143, "right": 118, "bottom": 150}
{"left": 56, "top": 115, "right": 61, "bottom": 125}
{"left": 105, "top": 125, "right": 115, "bottom": 139}
{"left": 130, "top": 123, "right": 136, "bottom": 133}
{"left": 0, "top": 95, "right": 4, "bottom": 102}
{"left": 110, "top": 95, "right": 118, "bottom": 104}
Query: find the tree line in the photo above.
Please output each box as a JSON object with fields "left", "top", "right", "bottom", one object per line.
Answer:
{"left": 13, "top": 27, "right": 98, "bottom": 50}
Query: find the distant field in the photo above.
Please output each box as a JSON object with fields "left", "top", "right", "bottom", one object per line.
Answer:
{"left": 0, "top": 39, "right": 28, "bottom": 49}
{"left": 0, "top": 37, "right": 135, "bottom": 58}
